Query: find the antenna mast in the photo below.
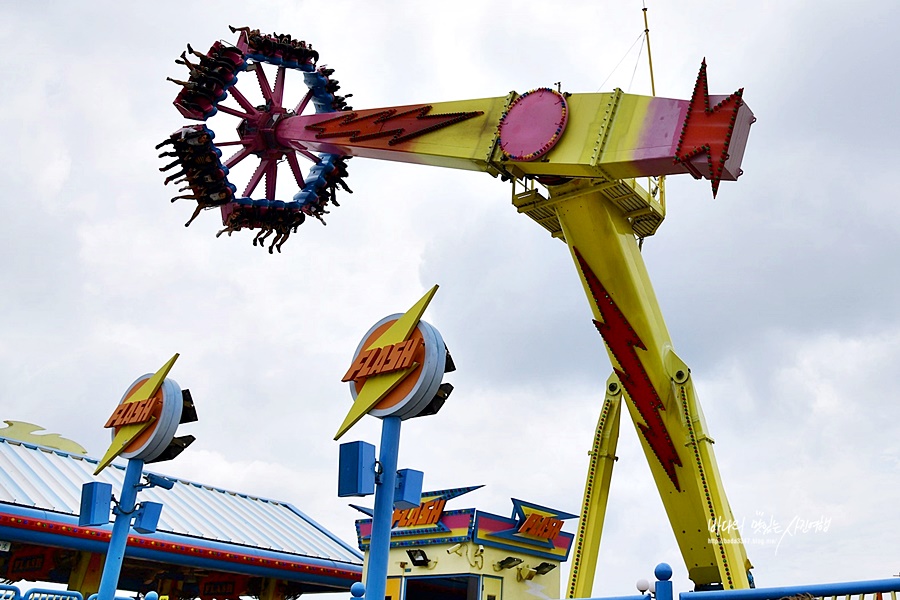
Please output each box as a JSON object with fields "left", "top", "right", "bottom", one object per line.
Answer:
{"left": 642, "top": 3, "right": 664, "bottom": 239}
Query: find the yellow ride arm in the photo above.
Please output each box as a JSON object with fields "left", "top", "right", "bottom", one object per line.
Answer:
{"left": 276, "top": 62, "right": 755, "bottom": 590}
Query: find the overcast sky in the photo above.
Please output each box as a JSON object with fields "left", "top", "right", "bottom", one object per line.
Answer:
{"left": 2, "top": 0, "right": 899, "bottom": 596}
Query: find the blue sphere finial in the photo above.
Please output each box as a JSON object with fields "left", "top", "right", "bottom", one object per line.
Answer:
{"left": 654, "top": 563, "right": 673, "bottom": 581}
{"left": 146, "top": 593, "right": 159, "bottom": 600}
{"left": 350, "top": 582, "right": 366, "bottom": 598}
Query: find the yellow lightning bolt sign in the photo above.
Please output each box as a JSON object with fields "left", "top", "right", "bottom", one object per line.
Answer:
{"left": 334, "top": 286, "right": 438, "bottom": 440}
{"left": 94, "top": 353, "right": 180, "bottom": 474}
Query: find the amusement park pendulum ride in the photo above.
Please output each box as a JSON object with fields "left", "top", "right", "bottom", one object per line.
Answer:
{"left": 158, "top": 26, "right": 756, "bottom": 594}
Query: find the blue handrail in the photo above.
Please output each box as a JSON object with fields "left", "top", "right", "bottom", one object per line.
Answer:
{"left": 680, "top": 579, "right": 900, "bottom": 600}
{"left": 585, "top": 564, "right": 900, "bottom": 600}
{"left": 86, "top": 594, "right": 133, "bottom": 600}
{"left": 0, "top": 584, "right": 22, "bottom": 600}
{"left": 23, "top": 589, "right": 84, "bottom": 600}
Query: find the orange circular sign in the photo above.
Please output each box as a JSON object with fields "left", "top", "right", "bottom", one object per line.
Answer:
{"left": 110, "top": 375, "right": 183, "bottom": 462}
{"left": 345, "top": 315, "right": 447, "bottom": 420}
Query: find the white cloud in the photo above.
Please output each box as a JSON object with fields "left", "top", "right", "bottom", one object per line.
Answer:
{"left": 2, "top": 1, "right": 899, "bottom": 598}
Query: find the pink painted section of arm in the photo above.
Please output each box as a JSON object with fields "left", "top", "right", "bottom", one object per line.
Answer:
{"left": 600, "top": 96, "right": 688, "bottom": 179}
{"left": 603, "top": 95, "right": 754, "bottom": 182}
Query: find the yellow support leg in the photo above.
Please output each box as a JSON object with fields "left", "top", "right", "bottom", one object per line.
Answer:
{"left": 157, "top": 577, "right": 179, "bottom": 600}
{"left": 665, "top": 351, "right": 753, "bottom": 589}
{"left": 554, "top": 187, "right": 751, "bottom": 589}
{"left": 260, "top": 577, "right": 282, "bottom": 600}
{"left": 567, "top": 374, "right": 622, "bottom": 599}
{"left": 67, "top": 551, "right": 103, "bottom": 597}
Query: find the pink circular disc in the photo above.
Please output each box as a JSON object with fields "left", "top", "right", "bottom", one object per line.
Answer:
{"left": 498, "top": 88, "right": 569, "bottom": 161}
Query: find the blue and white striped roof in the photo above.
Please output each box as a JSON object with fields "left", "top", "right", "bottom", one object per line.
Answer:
{"left": 0, "top": 435, "right": 362, "bottom": 566}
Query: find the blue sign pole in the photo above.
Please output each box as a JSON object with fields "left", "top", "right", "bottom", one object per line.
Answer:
{"left": 97, "top": 458, "right": 145, "bottom": 600}
{"left": 364, "top": 416, "right": 402, "bottom": 600}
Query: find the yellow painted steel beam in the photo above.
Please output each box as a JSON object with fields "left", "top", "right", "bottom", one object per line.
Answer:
{"left": 566, "top": 374, "right": 623, "bottom": 599}
{"left": 556, "top": 188, "right": 750, "bottom": 589}
{"left": 666, "top": 350, "right": 753, "bottom": 588}
{"left": 276, "top": 80, "right": 753, "bottom": 197}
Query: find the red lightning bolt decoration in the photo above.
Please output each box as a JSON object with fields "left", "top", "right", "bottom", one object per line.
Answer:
{"left": 675, "top": 60, "right": 745, "bottom": 198}
{"left": 574, "top": 248, "right": 683, "bottom": 491}
{"left": 305, "top": 105, "right": 483, "bottom": 146}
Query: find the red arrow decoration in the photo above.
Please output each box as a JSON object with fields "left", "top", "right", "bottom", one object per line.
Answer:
{"left": 675, "top": 60, "right": 744, "bottom": 198}
{"left": 574, "top": 248, "right": 683, "bottom": 491}
{"left": 305, "top": 104, "right": 483, "bottom": 146}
